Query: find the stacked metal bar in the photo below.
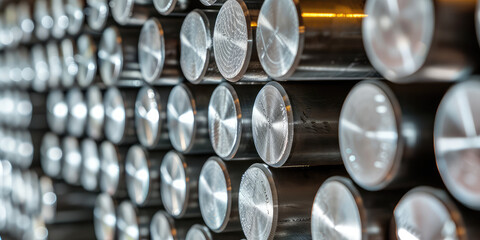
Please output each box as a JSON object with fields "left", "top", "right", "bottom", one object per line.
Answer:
{"left": 1, "top": 0, "right": 480, "bottom": 239}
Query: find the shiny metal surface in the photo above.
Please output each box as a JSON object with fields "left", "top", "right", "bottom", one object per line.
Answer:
{"left": 434, "top": 80, "right": 480, "bottom": 210}
{"left": 17, "top": 2, "right": 35, "bottom": 44}
{"left": 200, "top": 0, "right": 225, "bottom": 6}
{"left": 86, "top": 86, "right": 105, "bottom": 140}
{"left": 61, "top": 38, "right": 79, "bottom": 88}
{"left": 153, "top": 0, "right": 191, "bottom": 15}
{"left": 34, "top": 0, "right": 53, "bottom": 41}
{"left": 167, "top": 84, "right": 215, "bottom": 154}
{"left": 31, "top": 44, "right": 50, "bottom": 92}
{"left": 87, "top": 0, "right": 110, "bottom": 31}
{"left": 41, "top": 133, "right": 63, "bottom": 179}
{"left": 180, "top": 10, "right": 222, "bottom": 84}
{"left": 62, "top": 136, "right": 82, "bottom": 185}
{"left": 81, "top": 139, "right": 101, "bottom": 191}
{"left": 150, "top": 210, "right": 198, "bottom": 240}
{"left": 51, "top": 0, "right": 68, "bottom": 39}
{"left": 39, "top": 176, "right": 56, "bottom": 223}
{"left": 65, "top": 0, "right": 85, "bottom": 35}
{"left": 111, "top": 0, "right": 151, "bottom": 26}
{"left": 47, "top": 90, "right": 68, "bottom": 134}
{"left": 94, "top": 193, "right": 116, "bottom": 240}
{"left": 66, "top": 88, "right": 87, "bottom": 137}
{"left": 76, "top": 34, "right": 98, "bottom": 88}
{"left": 100, "top": 141, "right": 126, "bottom": 197}
{"left": 104, "top": 87, "right": 138, "bottom": 144}
{"left": 46, "top": 41, "right": 62, "bottom": 89}
{"left": 185, "top": 224, "right": 212, "bottom": 240}
{"left": 213, "top": 0, "right": 266, "bottom": 82}
{"left": 135, "top": 86, "right": 171, "bottom": 149}
{"left": 117, "top": 201, "right": 140, "bottom": 240}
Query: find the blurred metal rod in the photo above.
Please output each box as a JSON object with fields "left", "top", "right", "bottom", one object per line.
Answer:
{"left": 153, "top": 0, "right": 203, "bottom": 15}
{"left": 104, "top": 87, "right": 138, "bottom": 145}
{"left": 61, "top": 136, "right": 82, "bottom": 186}
{"left": 65, "top": 0, "right": 85, "bottom": 36}
{"left": 34, "top": 0, "right": 53, "bottom": 41}
{"left": 117, "top": 201, "right": 156, "bottom": 240}
{"left": 31, "top": 44, "right": 50, "bottom": 93}
{"left": 17, "top": 1, "right": 35, "bottom": 44}
{"left": 94, "top": 193, "right": 117, "bottom": 240}
{"left": 46, "top": 90, "right": 68, "bottom": 135}
{"left": 256, "top": 0, "right": 380, "bottom": 81}
{"left": 61, "top": 38, "right": 79, "bottom": 88}
{"left": 66, "top": 87, "right": 87, "bottom": 137}
{"left": 86, "top": 0, "right": 112, "bottom": 32}
{"left": 86, "top": 85, "right": 105, "bottom": 140}
{"left": 41, "top": 132, "right": 63, "bottom": 179}
{"left": 76, "top": 34, "right": 99, "bottom": 88}
{"left": 150, "top": 210, "right": 198, "bottom": 240}
{"left": 111, "top": 0, "right": 155, "bottom": 26}
{"left": 51, "top": 0, "right": 68, "bottom": 39}
{"left": 185, "top": 224, "right": 244, "bottom": 240}
{"left": 99, "top": 141, "right": 128, "bottom": 198}
{"left": 46, "top": 41, "right": 62, "bottom": 89}
{"left": 80, "top": 138, "right": 101, "bottom": 191}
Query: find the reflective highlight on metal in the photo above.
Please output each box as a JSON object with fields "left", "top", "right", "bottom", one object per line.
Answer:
{"left": 86, "top": 86, "right": 105, "bottom": 140}
{"left": 135, "top": 86, "right": 171, "bottom": 149}
{"left": 81, "top": 139, "right": 101, "bottom": 191}
{"left": 34, "top": 0, "right": 53, "bottom": 41}
{"left": 94, "top": 193, "right": 116, "bottom": 240}
{"left": 150, "top": 210, "right": 198, "bottom": 240}
{"left": 62, "top": 136, "right": 82, "bottom": 185}
{"left": 104, "top": 87, "right": 138, "bottom": 145}
{"left": 167, "top": 84, "right": 215, "bottom": 154}
{"left": 185, "top": 224, "right": 212, "bottom": 240}
{"left": 47, "top": 90, "right": 68, "bottom": 134}
{"left": 111, "top": 0, "right": 151, "bottom": 26}
{"left": 76, "top": 34, "right": 98, "bottom": 88}
{"left": 87, "top": 0, "right": 110, "bottom": 31}
{"left": 117, "top": 201, "right": 153, "bottom": 240}
{"left": 61, "top": 38, "right": 79, "bottom": 88}
{"left": 153, "top": 0, "right": 191, "bottom": 15}
{"left": 39, "top": 176, "right": 56, "bottom": 223}
{"left": 180, "top": 10, "right": 222, "bottom": 84}
{"left": 200, "top": 0, "right": 225, "bottom": 6}
{"left": 434, "top": 80, "right": 480, "bottom": 210}
{"left": 65, "top": 0, "right": 85, "bottom": 35}
{"left": 100, "top": 141, "right": 126, "bottom": 197}
{"left": 46, "top": 41, "right": 62, "bottom": 89}
{"left": 66, "top": 88, "right": 87, "bottom": 137}
{"left": 31, "top": 44, "right": 50, "bottom": 92}
{"left": 17, "top": 2, "right": 35, "bottom": 44}
{"left": 41, "top": 132, "right": 63, "bottom": 178}
{"left": 51, "top": 0, "right": 68, "bottom": 39}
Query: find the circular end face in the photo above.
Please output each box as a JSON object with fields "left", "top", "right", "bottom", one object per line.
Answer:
{"left": 94, "top": 193, "right": 116, "bottom": 240}
{"left": 434, "top": 80, "right": 480, "bottom": 210}
{"left": 256, "top": 0, "right": 301, "bottom": 80}
{"left": 339, "top": 81, "right": 400, "bottom": 190}
{"left": 81, "top": 139, "right": 100, "bottom": 191}
{"left": 208, "top": 84, "right": 241, "bottom": 159}
{"left": 98, "top": 27, "right": 123, "bottom": 86}
{"left": 100, "top": 141, "right": 121, "bottom": 195}
{"left": 117, "top": 201, "right": 139, "bottom": 240}
{"left": 16, "top": 131, "right": 34, "bottom": 168}
{"left": 160, "top": 151, "right": 187, "bottom": 217}
{"left": 363, "top": 0, "right": 435, "bottom": 81}
{"left": 186, "top": 225, "right": 212, "bottom": 240}
{"left": 139, "top": 18, "right": 165, "bottom": 83}
{"left": 180, "top": 10, "right": 211, "bottom": 83}
{"left": 111, "top": 0, "right": 133, "bottom": 25}
{"left": 40, "top": 133, "right": 62, "bottom": 178}
{"left": 150, "top": 211, "right": 175, "bottom": 240}
{"left": 199, "top": 157, "right": 230, "bottom": 231}
{"left": 125, "top": 145, "right": 150, "bottom": 206}
{"left": 311, "top": 177, "right": 362, "bottom": 240}
{"left": 104, "top": 88, "right": 126, "bottom": 144}
{"left": 394, "top": 188, "right": 461, "bottom": 240}
{"left": 252, "top": 82, "right": 293, "bottom": 167}
{"left": 86, "top": 86, "right": 105, "bottom": 139}
{"left": 135, "top": 86, "right": 162, "bottom": 148}
{"left": 31, "top": 44, "right": 50, "bottom": 92}
{"left": 167, "top": 85, "right": 195, "bottom": 153}
{"left": 87, "top": 0, "right": 109, "bottom": 31}
{"left": 77, "top": 34, "right": 98, "bottom": 88}
{"left": 153, "top": 0, "right": 177, "bottom": 15}
{"left": 39, "top": 176, "right": 56, "bottom": 223}
{"left": 47, "top": 91, "right": 68, "bottom": 134}
{"left": 65, "top": 0, "right": 85, "bottom": 35}
{"left": 199, "top": 0, "right": 217, "bottom": 6}
{"left": 60, "top": 38, "right": 78, "bottom": 88}
{"left": 214, "top": 0, "right": 251, "bottom": 81}
{"left": 239, "top": 164, "right": 276, "bottom": 240}
{"left": 62, "top": 137, "right": 82, "bottom": 185}
{"left": 66, "top": 88, "right": 87, "bottom": 137}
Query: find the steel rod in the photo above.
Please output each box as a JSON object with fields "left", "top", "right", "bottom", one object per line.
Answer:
{"left": 31, "top": 44, "right": 50, "bottom": 92}
{"left": 80, "top": 138, "right": 101, "bottom": 191}
{"left": 61, "top": 136, "right": 82, "bottom": 186}
{"left": 85, "top": 85, "right": 105, "bottom": 140}
{"left": 60, "top": 38, "right": 79, "bottom": 88}
{"left": 99, "top": 140, "right": 128, "bottom": 198}
{"left": 153, "top": 0, "right": 203, "bottom": 16}
{"left": 65, "top": 0, "right": 85, "bottom": 36}
{"left": 104, "top": 87, "right": 138, "bottom": 145}
{"left": 46, "top": 41, "right": 62, "bottom": 89}
{"left": 150, "top": 210, "right": 199, "bottom": 240}
{"left": 116, "top": 201, "right": 156, "bottom": 240}
{"left": 41, "top": 132, "right": 63, "bottom": 179}
{"left": 185, "top": 224, "right": 243, "bottom": 240}
{"left": 86, "top": 0, "right": 112, "bottom": 32}
{"left": 66, "top": 87, "right": 87, "bottom": 137}
{"left": 110, "top": 0, "right": 154, "bottom": 26}
{"left": 51, "top": 0, "right": 68, "bottom": 39}
{"left": 93, "top": 193, "right": 117, "bottom": 240}
{"left": 46, "top": 90, "right": 68, "bottom": 135}
{"left": 33, "top": 0, "right": 53, "bottom": 41}
{"left": 76, "top": 34, "right": 99, "bottom": 88}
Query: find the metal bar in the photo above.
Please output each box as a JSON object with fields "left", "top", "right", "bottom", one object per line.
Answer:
{"left": 116, "top": 200, "right": 156, "bottom": 240}
{"left": 60, "top": 38, "right": 79, "bottom": 88}
{"left": 51, "top": 0, "right": 68, "bottom": 39}
{"left": 185, "top": 224, "right": 243, "bottom": 240}
{"left": 86, "top": 0, "right": 113, "bottom": 32}
{"left": 66, "top": 87, "right": 87, "bottom": 137}
{"left": 110, "top": 0, "right": 155, "bottom": 26}
{"left": 46, "top": 41, "right": 62, "bottom": 89}
{"left": 99, "top": 140, "right": 128, "bottom": 198}
{"left": 76, "top": 34, "right": 99, "bottom": 88}
{"left": 61, "top": 136, "right": 82, "bottom": 186}
{"left": 150, "top": 210, "right": 199, "bottom": 240}
{"left": 85, "top": 85, "right": 104, "bottom": 140}
{"left": 103, "top": 87, "right": 138, "bottom": 145}
{"left": 46, "top": 90, "right": 68, "bottom": 135}
{"left": 31, "top": 44, "right": 50, "bottom": 92}
{"left": 65, "top": 0, "right": 85, "bottom": 36}
{"left": 33, "top": 0, "right": 53, "bottom": 41}
{"left": 80, "top": 138, "right": 101, "bottom": 191}
{"left": 153, "top": 0, "right": 203, "bottom": 16}
{"left": 17, "top": 1, "right": 35, "bottom": 44}
{"left": 93, "top": 193, "right": 117, "bottom": 240}
{"left": 40, "top": 132, "right": 63, "bottom": 179}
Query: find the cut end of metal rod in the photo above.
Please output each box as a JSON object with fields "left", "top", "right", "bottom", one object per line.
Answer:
{"left": 39, "top": 176, "right": 56, "bottom": 223}
{"left": 180, "top": 10, "right": 211, "bottom": 84}
{"left": 100, "top": 141, "right": 121, "bottom": 196}
{"left": 214, "top": 0, "right": 252, "bottom": 82}
{"left": 199, "top": 157, "right": 230, "bottom": 232}
{"left": 66, "top": 88, "right": 87, "bottom": 137}
{"left": 252, "top": 82, "right": 293, "bottom": 167}
{"left": 339, "top": 81, "right": 400, "bottom": 191}
{"left": 363, "top": 0, "right": 434, "bottom": 81}
{"left": 87, "top": 0, "right": 110, "bottom": 31}
{"left": 62, "top": 137, "right": 82, "bottom": 185}
{"left": 81, "top": 139, "right": 101, "bottom": 191}
{"left": 394, "top": 187, "right": 462, "bottom": 240}
{"left": 65, "top": 0, "right": 85, "bottom": 35}
{"left": 34, "top": 0, "right": 53, "bottom": 41}
{"left": 167, "top": 85, "right": 195, "bottom": 153}
{"left": 150, "top": 210, "right": 175, "bottom": 240}
{"left": 31, "top": 44, "right": 50, "bottom": 92}
{"left": 40, "top": 133, "right": 63, "bottom": 178}
{"left": 61, "top": 38, "right": 79, "bottom": 88}
{"left": 46, "top": 41, "right": 62, "bottom": 89}
{"left": 86, "top": 86, "right": 105, "bottom": 140}
{"left": 135, "top": 86, "right": 163, "bottom": 148}
{"left": 239, "top": 164, "right": 275, "bottom": 240}
{"left": 186, "top": 224, "right": 213, "bottom": 240}
{"left": 434, "top": 80, "right": 480, "bottom": 210}
{"left": 47, "top": 90, "right": 68, "bottom": 134}
{"left": 139, "top": 18, "right": 165, "bottom": 83}
{"left": 125, "top": 145, "right": 150, "bottom": 206}
{"left": 104, "top": 87, "right": 126, "bottom": 144}
{"left": 17, "top": 131, "right": 34, "bottom": 169}
{"left": 51, "top": 0, "right": 68, "bottom": 39}
{"left": 77, "top": 34, "right": 98, "bottom": 88}
{"left": 111, "top": 0, "right": 134, "bottom": 25}
{"left": 117, "top": 201, "right": 139, "bottom": 240}
{"left": 98, "top": 26, "right": 123, "bottom": 86}
{"left": 160, "top": 151, "right": 187, "bottom": 217}
{"left": 94, "top": 193, "right": 116, "bottom": 240}
{"left": 256, "top": 0, "right": 301, "bottom": 80}
{"left": 153, "top": 0, "right": 178, "bottom": 15}
{"left": 311, "top": 177, "right": 362, "bottom": 240}
{"left": 208, "top": 83, "right": 241, "bottom": 159}
{"left": 200, "top": 0, "right": 218, "bottom": 6}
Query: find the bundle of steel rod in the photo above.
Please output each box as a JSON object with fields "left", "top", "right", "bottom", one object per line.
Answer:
{"left": 3, "top": 0, "right": 480, "bottom": 239}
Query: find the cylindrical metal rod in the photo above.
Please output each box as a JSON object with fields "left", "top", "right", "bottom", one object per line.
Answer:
{"left": 138, "top": 17, "right": 183, "bottom": 85}
{"left": 160, "top": 150, "right": 207, "bottom": 218}
{"left": 0, "top": 160, "right": 13, "bottom": 198}
{"left": 393, "top": 187, "right": 480, "bottom": 240}
{"left": 167, "top": 84, "right": 216, "bottom": 154}
{"left": 51, "top": 0, "right": 68, "bottom": 39}
{"left": 46, "top": 90, "right": 68, "bottom": 135}
{"left": 338, "top": 80, "right": 448, "bottom": 191}
{"left": 208, "top": 83, "right": 263, "bottom": 160}
{"left": 199, "top": 157, "right": 253, "bottom": 233}
{"left": 94, "top": 193, "right": 117, "bottom": 240}
{"left": 239, "top": 163, "right": 344, "bottom": 240}
{"left": 46, "top": 41, "right": 62, "bottom": 89}
{"left": 116, "top": 201, "right": 155, "bottom": 240}
{"left": 213, "top": 0, "right": 267, "bottom": 82}
{"left": 11, "top": 168, "right": 27, "bottom": 208}
{"left": 41, "top": 132, "right": 63, "bottom": 179}
{"left": 104, "top": 87, "right": 138, "bottom": 145}
{"left": 61, "top": 136, "right": 82, "bottom": 186}
{"left": 31, "top": 44, "right": 50, "bottom": 93}
{"left": 16, "top": 130, "right": 41, "bottom": 169}
{"left": 125, "top": 145, "right": 164, "bottom": 206}
{"left": 39, "top": 176, "right": 56, "bottom": 223}
{"left": 99, "top": 141, "right": 128, "bottom": 198}
{"left": 364, "top": 0, "right": 480, "bottom": 83}
{"left": 150, "top": 210, "right": 198, "bottom": 240}
{"left": 199, "top": 0, "right": 225, "bottom": 6}
{"left": 256, "top": 0, "right": 379, "bottom": 81}
{"left": 34, "top": 0, "right": 53, "bottom": 41}
{"left": 98, "top": 26, "right": 143, "bottom": 86}
{"left": 434, "top": 80, "right": 480, "bottom": 210}
{"left": 16, "top": 47, "right": 35, "bottom": 89}
{"left": 65, "top": 0, "right": 85, "bottom": 36}
{"left": 60, "top": 38, "right": 79, "bottom": 88}
{"left": 17, "top": 1, "right": 35, "bottom": 44}
{"left": 180, "top": 9, "right": 222, "bottom": 84}
{"left": 252, "top": 81, "right": 355, "bottom": 167}
{"left": 86, "top": 85, "right": 105, "bottom": 140}
{"left": 76, "top": 34, "right": 99, "bottom": 88}
{"left": 153, "top": 0, "right": 202, "bottom": 15}
{"left": 135, "top": 86, "right": 171, "bottom": 149}
{"left": 66, "top": 87, "right": 87, "bottom": 137}
{"left": 80, "top": 138, "right": 101, "bottom": 191}
{"left": 311, "top": 176, "right": 402, "bottom": 240}
{"left": 110, "top": 0, "right": 153, "bottom": 26}
{"left": 86, "top": 0, "right": 111, "bottom": 32}
{"left": 185, "top": 224, "right": 243, "bottom": 240}
{"left": 24, "top": 171, "right": 42, "bottom": 216}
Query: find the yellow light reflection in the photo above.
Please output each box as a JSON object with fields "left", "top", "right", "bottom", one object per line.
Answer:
{"left": 302, "top": 13, "right": 367, "bottom": 18}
